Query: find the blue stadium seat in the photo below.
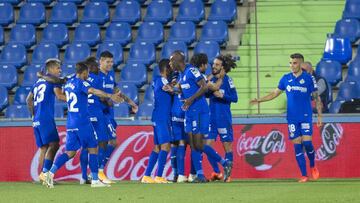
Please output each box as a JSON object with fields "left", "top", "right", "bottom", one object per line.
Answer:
{"left": 144, "top": 0, "right": 173, "bottom": 24}
{"left": 73, "top": 23, "right": 101, "bottom": 47}
{"left": 9, "top": 24, "right": 36, "bottom": 48}
{"left": 343, "top": 0, "right": 360, "bottom": 19}
{"left": 81, "top": 1, "right": 109, "bottom": 25}
{"left": 22, "top": 64, "right": 42, "bottom": 87}
{"left": 143, "top": 85, "right": 154, "bottom": 103}
{"left": 118, "top": 81, "right": 139, "bottom": 104}
{"left": 58, "top": 0, "right": 84, "bottom": 4}
{"left": 200, "top": 21, "right": 229, "bottom": 45}
{"left": 0, "top": 0, "right": 21, "bottom": 5}
{"left": 54, "top": 103, "right": 65, "bottom": 118}
{"left": 336, "top": 81, "right": 360, "bottom": 101}
{"left": 161, "top": 41, "right": 188, "bottom": 60}
{"left": 41, "top": 24, "right": 69, "bottom": 47}
{"left": 323, "top": 36, "right": 352, "bottom": 64}
{"left": 27, "top": 0, "right": 52, "bottom": 5}
{"left": 64, "top": 43, "right": 91, "bottom": 64}
{"left": 61, "top": 63, "right": 76, "bottom": 77}
{"left": 168, "top": 21, "right": 196, "bottom": 45}
{"left": 0, "top": 64, "right": 17, "bottom": 89}
{"left": 17, "top": 2, "right": 45, "bottom": 26}
{"left": 113, "top": 103, "right": 130, "bottom": 118}
{"left": 96, "top": 42, "right": 123, "bottom": 67}
{"left": 31, "top": 43, "right": 59, "bottom": 65}
{"left": 0, "top": 3, "right": 14, "bottom": 26}
{"left": 333, "top": 18, "right": 360, "bottom": 43}
{"left": 49, "top": 2, "right": 77, "bottom": 25}
{"left": 194, "top": 40, "right": 220, "bottom": 63}
{"left": 14, "top": 86, "right": 32, "bottom": 105}
{"left": 329, "top": 100, "right": 344, "bottom": 114}
{"left": 208, "top": 0, "right": 237, "bottom": 23}
{"left": 104, "top": 22, "right": 132, "bottom": 46}
{"left": 176, "top": 0, "right": 204, "bottom": 24}
{"left": 346, "top": 61, "right": 360, "bottom": 83}
{"left": 0, "top": 26, "right": 3, "bottom": 46}
{"left": 5, "top": 105, "right": 31, "bottom": 118}
{"left": 136, "top": 22, "right": 164, "bottom": 45}
{"left": 0, "top": 43, "right": 27, "bottom": 69}
{"left": 90, "top": 0, "right": 116, "bottom": 3}
{"left": 0, "top": 86, "right": 8, "bottom": 111}
{"left": 120, "top": 63, "right": 147, "bottom": 88}
{"left": 136, "top": 101, "right": 154, "bottom": 120}
{"left": 112, "top": 0, "right": 141, "bottom": 25}
{"left": 127, "top": 41, "right": 156, "bottom": 66}
{"left": 315, "top": 60, "right": 342, "bottom": 86}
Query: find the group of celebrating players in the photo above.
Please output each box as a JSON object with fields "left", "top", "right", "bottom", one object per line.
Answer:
{"left": 27, "top": 49, "right": 321, "bottom": 188}
{"left": 26, "top": 50, "right": 238, "bottom": 188}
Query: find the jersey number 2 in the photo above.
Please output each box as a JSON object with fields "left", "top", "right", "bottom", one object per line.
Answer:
{"left": 65, "top": 91, "right": 79, "bottom": 112}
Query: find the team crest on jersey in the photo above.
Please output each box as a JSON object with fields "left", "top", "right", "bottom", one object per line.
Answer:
{"left": 299, "top": 79, "right": 305, "bottom": 84}
{"left": 228, "top": 78, "right": 235, "bottom": 88}
{"left": 83, "top": 81, "right": 90, "bottom": 87}
{"left": 190, "top": 68, "right": 201, "bottom": 78}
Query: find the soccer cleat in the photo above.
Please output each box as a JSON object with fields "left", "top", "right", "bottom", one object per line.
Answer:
{"left": 177, "top": 175, "right": 188, "bottom": 183}
{"left": 223, "top": 161, "right": 233, "bottom": 182}
{"left": 44, "top": 172, "right": 54, "bottom": 188}
{"left": 39, "top": 172, "right": 46, "bottom": 185}
{"left": 311, "top": 167, "right": 320, "bottom": 180}
{"left": 298, "top": 176, "right": 309, "bottom": 183}
{"left": 187, "top": 174, "right": 197, "bottom": 182}
{"left": 91, "top": 180, "right": 111, "bottom": 188}
{"left": 191, "top": 176, "right": 208, "bottom": 183}
{"left": 80, "top": 178, "right": 91, "bottom": 185}
{"left": 141, "top": 176, "right": 155, "bottom": 183}
{"left": 210, "top": 172, "right": 223, "bottom": 181}
{"left": 98, "top": 171, "right": 114, "bottom": 184}
{"left": 171, "top": 175, "right": 178, "bottom": 183}
{"left": 154, "top": 176, "right": 171, "bottom": 183}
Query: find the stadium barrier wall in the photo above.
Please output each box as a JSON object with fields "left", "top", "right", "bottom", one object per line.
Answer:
{"left": 0, "top": 115, "right": 359, "bottom": 181}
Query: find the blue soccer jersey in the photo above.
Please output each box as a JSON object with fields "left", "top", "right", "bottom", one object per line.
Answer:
{"left": 99, "top": 70, "right": 117, "bottom": 115}
{"left": 208, "top": 75, "right": 238, "bottom": 142}
{"left": 179, "top": 64, "right": 209, "bottom": 134}
{"left": 87, "top": 73, "right": 104, "bottom": 116}
{"left": 278, "top": 72, "right": 318, "bottom": 122}
{"left": 64, "top": 77, "right": 92, "bottom": 129}
{"left": 179, "top": 64, "right": 208, "bottom": 110}
{"left": 151, "top": 76, "right": 172, "bottom": 144}
{"left": 31, "top": 78, "right": 61, "bottom": 147}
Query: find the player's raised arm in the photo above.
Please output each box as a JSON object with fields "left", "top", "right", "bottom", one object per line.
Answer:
{"left": 54, "top": 87, "right": 66, "bottom": 102}
{"left": 26, "top": 92, "right": 34, "bottom": 117}
{"left": 88, "top": 87, "right": 123, "bottom": 104}
{"left": 250, "top": 88, "right": 283, "bottom": 105}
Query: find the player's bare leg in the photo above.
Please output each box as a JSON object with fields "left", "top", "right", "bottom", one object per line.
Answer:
{"left": 38, "top": 145, "right": 48, "bottom": 183}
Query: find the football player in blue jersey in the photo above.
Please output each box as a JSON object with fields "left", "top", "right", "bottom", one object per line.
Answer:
{"left": 26, "top": 59, "right": 67, "bottom": 184}
{"left": 170, "top": 51, "right": 232, "bottom": 182}
{"left": 250, "top": 53, "right": 322, "bottom": 183}
{"left": 206, "top": 54, "right": 238, "bottom": 182}
{"left": 141, "top": 59, "right": 173, "bottom": 183}
{"left": 98, "top": 51, "right": 138, "bottom": 183}
{"left": 43, "top": 62, "right": 123, "bottom": 188}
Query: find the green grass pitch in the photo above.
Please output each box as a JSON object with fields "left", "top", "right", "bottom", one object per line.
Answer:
{"left": 1, "top": 179, "right": 360, "bottom": 203}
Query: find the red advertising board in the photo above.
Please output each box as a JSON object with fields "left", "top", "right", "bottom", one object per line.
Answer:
{"left": 0, "top": 123, "right": 358, "bottom": 181}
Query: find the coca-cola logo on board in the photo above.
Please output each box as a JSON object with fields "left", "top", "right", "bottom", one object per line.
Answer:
{"left": 315, "top": 123, "right": 343, "bottom": 161}
{"left": 236, "top": 125, "right": 286, "bottom": 171}
{"left": 31, "top": 130, "right": 172, "bottom": 181}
